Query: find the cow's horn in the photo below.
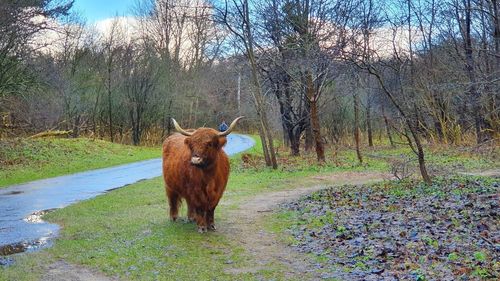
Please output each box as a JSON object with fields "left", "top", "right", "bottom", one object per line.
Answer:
{"left": 218, "top": 116, "right": 244, "bottom": 137}
{"left": 172, "top": 118, "right": 193, "bottom": 136}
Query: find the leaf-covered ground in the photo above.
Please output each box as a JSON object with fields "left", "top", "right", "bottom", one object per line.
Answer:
{"left": 281, "top": 176, "right": 499, "bottom": 280}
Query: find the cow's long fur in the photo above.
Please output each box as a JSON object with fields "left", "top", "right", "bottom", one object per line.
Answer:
{"left": 162, "top": 128, "right": 230, "bottom": 233}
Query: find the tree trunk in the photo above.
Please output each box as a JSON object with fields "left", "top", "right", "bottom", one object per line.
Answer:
{"left": 290, "top": 126, "right": 301, "bottom": 156}
{"left": 259, "top": 109, "right": 277, "bottom": 168}
{"left": 107, "top": 68, "right": 114, "bottom": 143}
{"left": 92, "top": 88, "right": 100, "bottom": 139}
{"left": 493, "top": 0, "right": 500, "bottom": 71}
{"left": 354, "top": 91, "right": 363, "bottom": 163}
{"left": 98, "top": 116, "right": 105, "bottom": 138}
{"left": 131, "top": 107, "right": 142, "bottom": 146}
{"left": 433, "top": 116, "right": 444, "bottom": 143}
{"left": 366, "top": 98, "right": 373, "bottom": 147}
{"left": 242, "top": 0, "right": 277, "bottom": 169}
{"left": 305, "top": 123, "right": 313, "bottom": 152}
{"left": 306, "top": 71, "right": 325, "bottom": 162}
{"left": 407, "top": 120, "right": 432, "bottom": 184}
{"left": 275, "top": 77, "right": 297, "bottom": 155}
{"left": 282, "top": 123, "right": 290, "bottom": 148}
{"left": 428, "top": 85, "right": 450, "bottom": 144}
{"left": 72, "top": 114, "right": 80, "bottom": 138}
{"left": 382, "top": 106, "right": 394, "bottom": 147}
{"left": 488, "top": 0, "right": 500, "bottom": 138}
{"left": 257, "top": 120, "right": 271, "bottom": 165}
{"left": 92, "top": 117, "right": 97, "bottom": 138}
{"left": 118, "top": 125, "right": 123, "bottom": 142}
{"left": 166, "top": 100, "right": 173, "bottom": 136}
{"left": 463, "top": 0, "right": 487, "bottom": 143}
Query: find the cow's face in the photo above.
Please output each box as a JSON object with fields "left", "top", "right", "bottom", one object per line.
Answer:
{"left": 172, "top": 117, "right": 242, "bottom": 167}
{"left": 184, "top": 128, "right": 227, "bottom": 168}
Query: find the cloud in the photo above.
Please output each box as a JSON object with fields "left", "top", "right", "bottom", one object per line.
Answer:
{"left": 29, "top": 15, "right": 143, "bottom": 55}
{"left": 92, "top": 16, "right": 142, "bottom": 42}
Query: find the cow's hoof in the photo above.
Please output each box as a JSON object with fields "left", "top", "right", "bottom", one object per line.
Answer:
{"left": 197, "top": 226, "right": 207, "bottom": 233}
{"left": 209, "top": 224, "right": 217, "bottom": 231}
{"left": 171, "top": 216, "right": 178, "bottom": 222}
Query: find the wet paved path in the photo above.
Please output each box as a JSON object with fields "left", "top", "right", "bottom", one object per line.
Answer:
{"left": 0, "top": 134, "right": 254, "bottom": 255}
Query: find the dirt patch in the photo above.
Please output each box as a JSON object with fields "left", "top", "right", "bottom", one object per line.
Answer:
{"left": 41, "top": 260, "right": 118, "bottom": 281}
{"left": 221, "top": 171, "right": 391, "bottom": 279}
{"left": 461, "top": 169, "right": 500, "bottom": 177}
{"left": 312, "top": 171, "right": 394, "bottom": 182}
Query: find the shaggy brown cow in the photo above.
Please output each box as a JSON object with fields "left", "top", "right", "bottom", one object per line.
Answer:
{"left": 162, "top": 117, "right": 243, "bottom": 233}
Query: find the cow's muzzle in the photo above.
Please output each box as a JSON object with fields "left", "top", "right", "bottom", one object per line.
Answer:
{"left": 190, "top": 156, "right": 203, "bottom": 166}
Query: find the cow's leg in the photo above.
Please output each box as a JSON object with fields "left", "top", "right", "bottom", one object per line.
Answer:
{"left": 187, "top": 204, "right": 196, "bottom": 222}
{"left": 207, "top": 208, "right": 216, "bottom": 230}
{"left": 166, "top": 189, "right": 180, "bottom": 222}
{"left": 195, "top": 207, "right": 208, "bottom": 233}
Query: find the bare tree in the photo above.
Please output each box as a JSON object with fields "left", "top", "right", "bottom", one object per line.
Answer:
{"left": 0, "top": 0, "right": 73, "bottom": 98}
{"left": 348, "top": 0, "right": 432, "bottom": 183}
{"left": 258, "top": 0, "right": 309, "bottom": 156}
{"left": 217, "top": 0, "right": 278, "bottom": 168}
{"left": 101, "top": 19, "right": 124, "bottom": 142}
{"left": 119, "top": 43, "right": 160, "bottom": 145}
{"left": 50, "top": 15, "right": 101, "bottom": 138}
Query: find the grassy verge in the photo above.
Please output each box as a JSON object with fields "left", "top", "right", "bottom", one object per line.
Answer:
{"left": 236, "top": 139, "right": 498, "bottom": 178}
{"left": 1, "top": 137, "right": 498, "bottom": 280}
{"left": 0, "top": 138, "right": 160, "bottom": 187}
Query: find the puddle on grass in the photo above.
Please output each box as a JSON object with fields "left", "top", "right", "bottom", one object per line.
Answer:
{"left": 0, "top": 236, "right": 53, "bottom": 256}
{"left": 0, "top": 134, "right": 255, "bottom": 259}
{"left": 0, "top": 256, "right": 14, "bottom": 267}
{"left": 0, "top": 208, "right": 59, "bottom": 262}
{"left": 0, "top": 235, "right": 55, "bottom": 268}
{"left": 23, "top": 209, "right": 58, "bottom": 224}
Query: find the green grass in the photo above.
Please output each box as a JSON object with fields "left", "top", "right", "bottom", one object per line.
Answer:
{"left": 0, "top": 167, "right": 321, "bottom": 280}
{"left": 0, "top": 138, "right": 160, "bottom": 187}
{"left": 1, "top": 137, "right": 498, "bottom": 280}
{"left": 1, "top": 135, "right": 348, "bottom": 280}
{"left": 44, "top": 178, "right": 254, "bottom": 280}
{"left": 234, "top": 141, "right": 498, "bottom": 184}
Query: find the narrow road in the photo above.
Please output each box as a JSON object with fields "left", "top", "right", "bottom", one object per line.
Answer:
{"left": 0, "top": 134, "right": 255, "bottom": 255}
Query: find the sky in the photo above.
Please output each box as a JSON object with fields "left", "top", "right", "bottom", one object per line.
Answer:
{"left": 72, "top": 0, "right": 137, "bottom": 23}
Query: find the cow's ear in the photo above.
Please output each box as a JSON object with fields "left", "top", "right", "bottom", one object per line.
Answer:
{"left": 217, "top": 136, "right": 227, "bottom": 148}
